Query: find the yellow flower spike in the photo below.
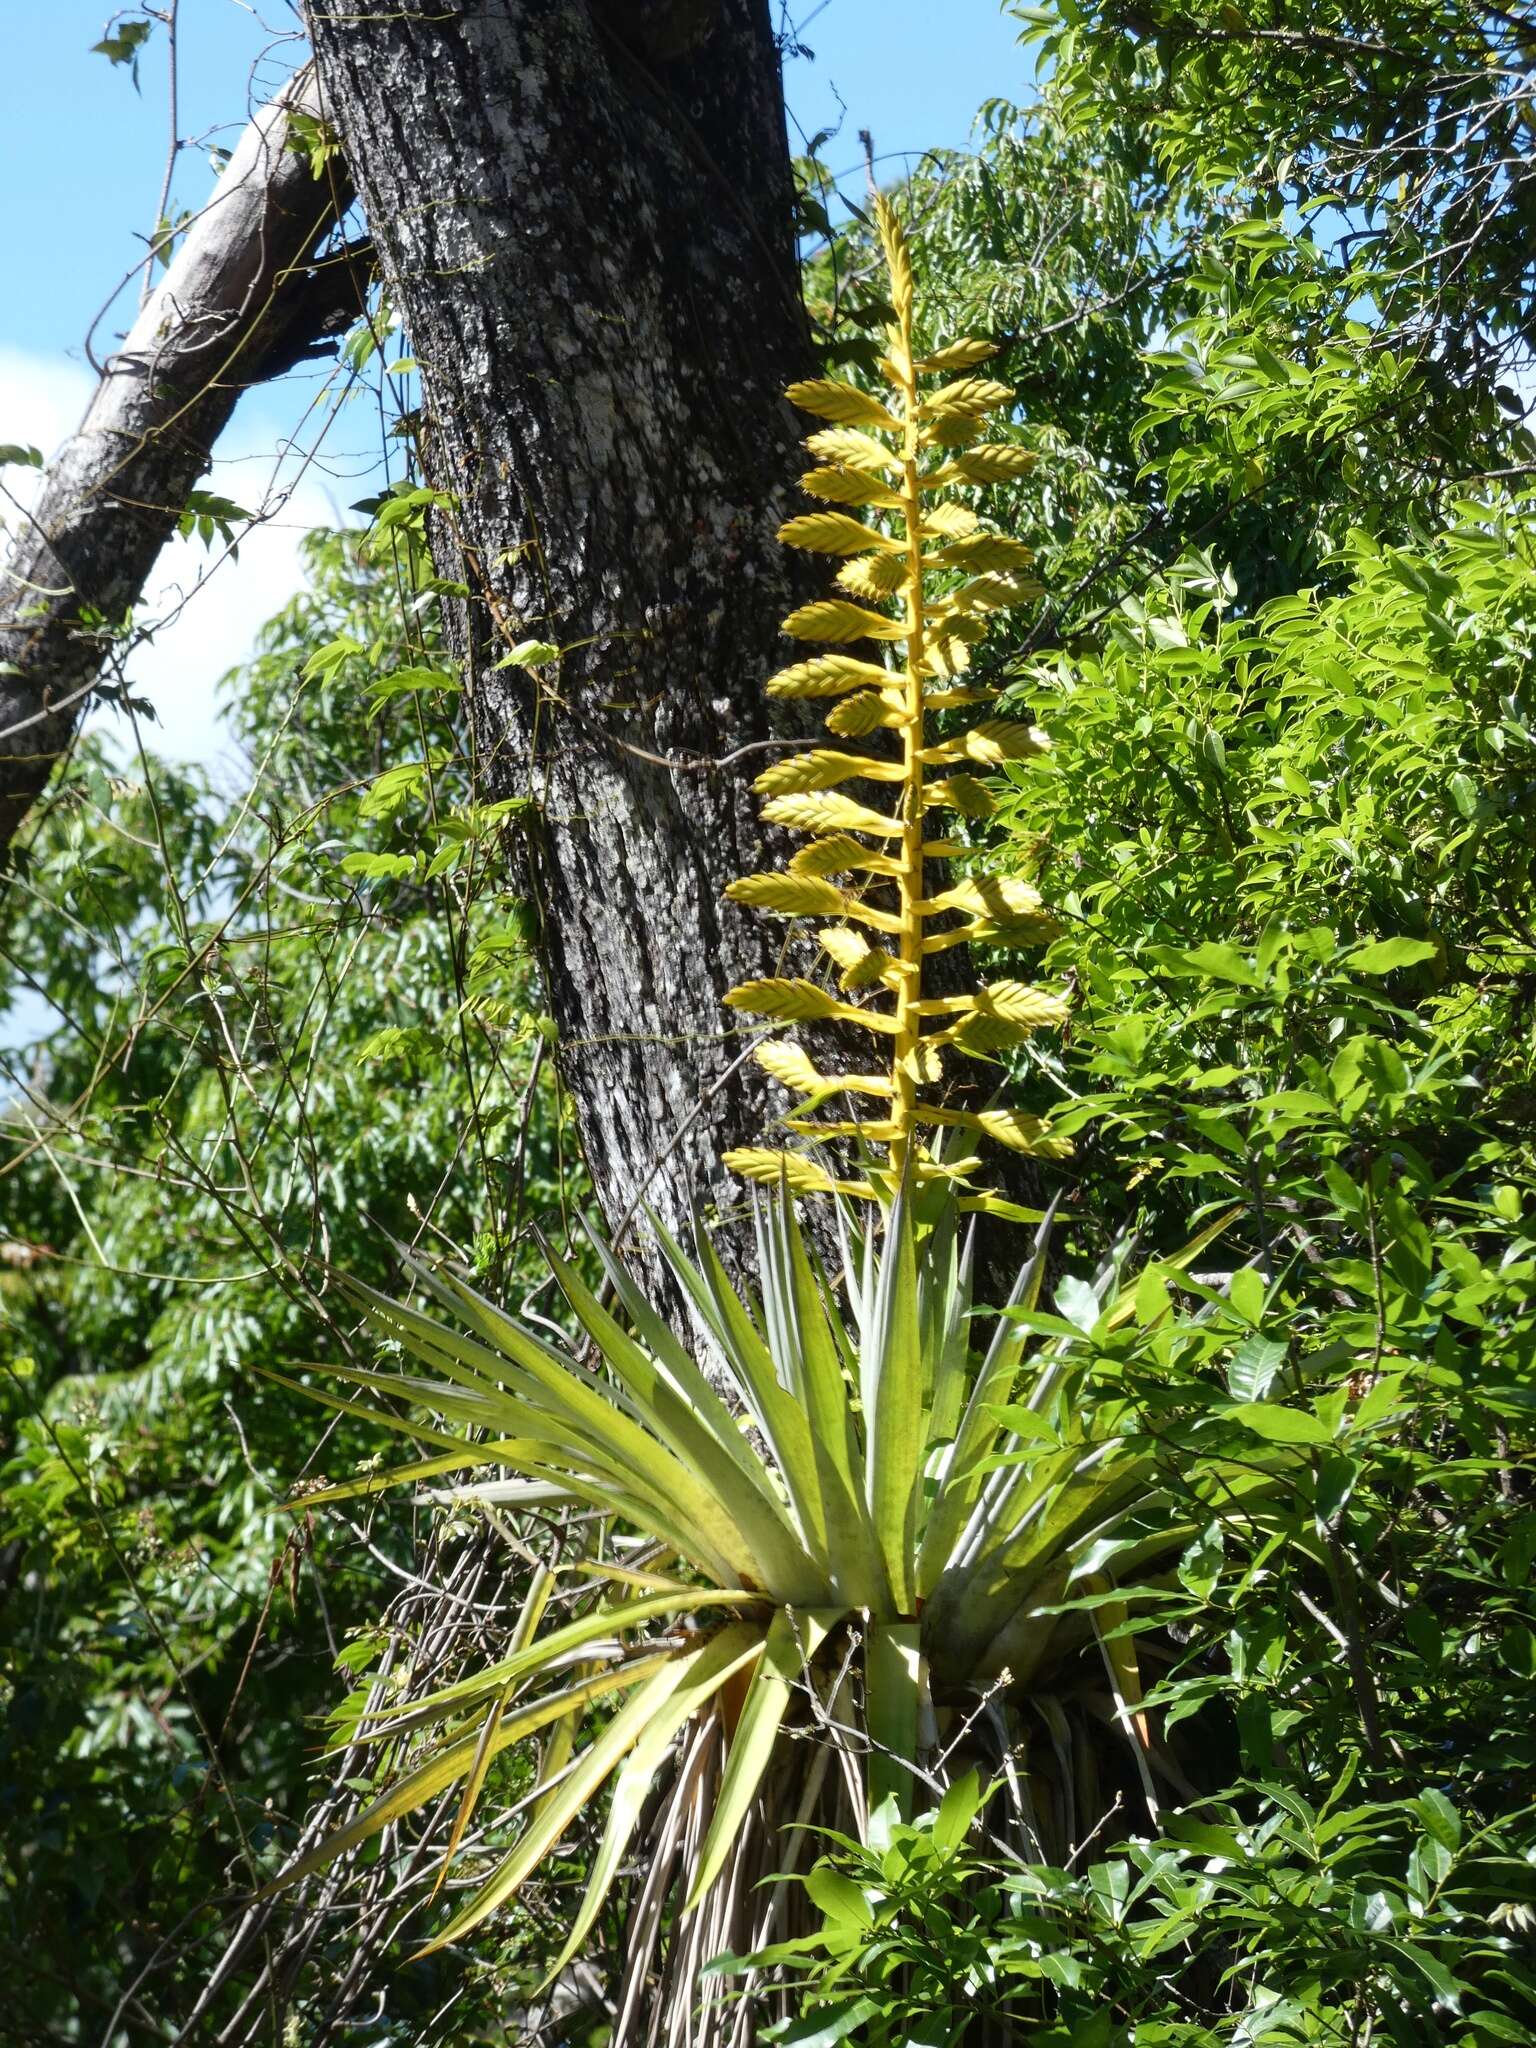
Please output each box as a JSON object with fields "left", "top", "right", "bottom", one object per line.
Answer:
{"left": 723, "top": 195, "right": 1071, "bottom": 1204}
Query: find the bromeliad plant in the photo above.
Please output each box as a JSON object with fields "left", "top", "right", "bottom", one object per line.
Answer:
{"left": 724, "top": 196, "right": 1068, "bottom": 1212}
{"left": 270, "top": 202, "right": 1282, "bottom": 2041}
{"left": 270, "top": 1193, "right": 1267, "bottom": 2039}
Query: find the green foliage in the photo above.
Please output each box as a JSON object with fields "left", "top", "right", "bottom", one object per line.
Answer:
{"left": 750, "top": 11, "right": 1536, "bottom": 2042}
{"left": 11, "top": 4, "right": 1536, "bottom": 2040}
{"left": 271, "top": 1185, "right": 1272, "bottom": 2035}
{"left": 733, "top": 1761, "right": 1536, "bottom": 2044}
{"left": 0, "top": 523, "right": 572, "bottom": 2040}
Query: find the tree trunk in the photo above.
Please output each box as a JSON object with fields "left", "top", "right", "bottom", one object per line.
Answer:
{"left": 0, "top": 66, "right": 356, "bottom": 855}
{"left": 304, "top": 0, "right": 815, "bottom": 1286}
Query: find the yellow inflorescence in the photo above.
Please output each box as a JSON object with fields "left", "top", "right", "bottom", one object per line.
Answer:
{"left": 723, "top": 197, "right": 1070, "bottom": 1213}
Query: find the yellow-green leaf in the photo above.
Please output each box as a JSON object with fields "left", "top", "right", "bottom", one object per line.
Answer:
{"left": 917, "top": 1103, "right": 1062, "bottom": 1154}
{"left": 875, "top": 193, "right": 913, "bottom": 323}
{"left": 941, "top": 719, "right": 1049, "bottom": 764}
{"left": 819, "top": 926, "right": 895, "bottom": 990}
{"left": 761, "top": 793, "right": 904, "bottom": 837}
{"left": 419, "top": 1628, "right": 763, "bottom": 1956}
{"left": 977, "top": 980, "right": 1071, "bottom": 1028}
{"left": 754, "top": 1041, "right": 826, "bottom": 1092}
{"left": 800, "top": 465, "right": 904, "bottom": 509}
{"left": 919, "top": 501, "right": 980, "bottom": 539}
{"left": 826, "top": 691, "right": 903, "bottom": 737}
{"left": 915, "top": 338, "right": 999, "bottom": 373}
{"left": 837, "top": 553, "right": 908, "bottom": 601}
{"left": 953, "top": 444, "right": 1037, "bottom": 482}
{"left": 766, "top": 654, "right": 890, "bottom": 698}
{"left": 266, "top": 1655, "right": 676, "bottom": 1894}
{"left": 950, "top": 573, "right": 1042, "bottom": 615}
{"left": 726, "top": 872, "right": 848, "bottom": 916}
{"left": 923, "top": 775, "right": 996, "bottom": 818}
{"left": 924, "top": 874, "right": 1044, "bottom": 920}
{"left": 921, "top": 376, "right": 1013, "bottom": 418}
{"left": 723, "top": 1148, "right": 840, "bottom": 1194}
{"left": 804, "top": 426, "right": 900, "bottom": 474}
{"left": 724, "top": 977, "right": 843, "bottom": 1023}
{"left": 789, "top": 832, "right": 895, "bottom": 876}
{"left": 778, "top": 511, "right": 899, "bottom": 556}
{"left": 786, "top": 378, "right": 901, "bottom": 431}
{"left": 782, "top": 600, "right": 906, "bottom": 645}
{"left": 753, "top": 749, "right": 901, "bottom": 796}
{"left": 685, "top": 1609, "right": 842, "bottom": 1911}
{"left": 929, "top": 534, "right": 1035, "bottom": 574}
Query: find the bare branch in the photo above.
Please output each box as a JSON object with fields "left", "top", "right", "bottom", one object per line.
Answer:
{"left": 0, "top": 64, "right": 360, "bottom": 857}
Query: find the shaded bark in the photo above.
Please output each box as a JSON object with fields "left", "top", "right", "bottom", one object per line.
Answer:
{"left": 304, "top": 0, "right": 817, "bottom": 1286}
{"left": 0, "top": 65, "right": 357, "bottom": 854}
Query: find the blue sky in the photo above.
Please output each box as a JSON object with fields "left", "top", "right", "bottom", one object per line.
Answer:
{"left": 0, "top": 1, "right": 1034, "bottom": 767}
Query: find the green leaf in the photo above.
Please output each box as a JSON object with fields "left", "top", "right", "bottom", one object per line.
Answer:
{"left": 419, "top": 1624, "right": 764, "bottom": 1955}
{"left": 1055, "top": 1274, "right": 1100, "bottom": 1335}
{"left": 264, "top": 1655, "right": 674, "bottom": 1892}
{"left": 686, "top": 1608, "right": 841, "bottom": 1911}
{"left": 339, "top": 851, "right": 416, "bottom": 880}
{"left": 92, "top": 21, "right": 153, "bottom": 73}
{"left": 861, "top": 1200, "right": 923, "bottom": 1612}
{"left": 804, "top": 1867, "right": 873, "bottom": 1932}
{"left": 1226, "top": 1401, "right": 1331, "bottom": 1445}
{"left": 1153, "top": 941, "right": 1263, "bottom": 986}
{"left": 1227, "top": 1267, "right": 1265, "bottom": 1326}
{"left": 865, "top": 1620, "right": 920, "bottom": 1820}
{"left": 1177, "top": 1521, "right": 1224, "bottom": 1600}
{"left": 1345, "top": 936, "right": 1438, "bottom": 974}
{"left": 366, "top": 666, "right": 461, "bottom": 715}
{"left": 1227, "top": 1335, "right": 1288, "bottom": 1401}
{"left": 931, "top": 1767, "right": 984, "bottom": 1853}
{"left": 1134, "top": 1264, "right": 1171, "bottom": 1326}
{"left": 1412, "top": 1789, "right": 1461, "bottom": 1851}
{"left": 1387, "top": 1939, "right": 1463, "bottom": 2013}
{"left": 495, "top": 639, "right": 559, "bottom": 668}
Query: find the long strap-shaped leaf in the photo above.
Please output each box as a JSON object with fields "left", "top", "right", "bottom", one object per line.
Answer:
{"left": 332, "top": 1293, "right": 772, "bottom": 1587}
{"left": 685, "top": 1606, "right": 844, "bottom": 1912}
{"left": 357, "top": 1587, "right": 766, "bottom": 1739}
{"left": 763, "top": 1200, "right": 884, "bottom": 1607}
{"left": 263, "top": 1653, "right": 677, "bottom": 1894}
{"left": 539, "top": 1605, "right": 837, "bottom": 1983}
{"left": 430, "top": 1565, "right": 557, "bottom": 1897}
{"left": 540, "top": 1239, "right": 828, "bottom": 1606}
{"left": 860, "top": 1194, "right": 924, "bottom": 1614}
{"left": 917, "top": 1198, "right": 1057, "bottom": 1596}
{"left": 416, "top": 1622, "right": 765, "bottom": 1956}
{"left": 865, "top": 1619, "right": 923, "bottom": 1823}
{"left": 659, "top": 1208, "right": 839, "bottom": 1575}
{"left": 274, "top": 1359, "right": 736, "bottom": 1581}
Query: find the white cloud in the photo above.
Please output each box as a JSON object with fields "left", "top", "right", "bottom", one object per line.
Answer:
{"left": 0, "top": 346, "right": 372, "bottom": 777}
{"left": 0, "top": 345, "right": 95, "bottom": 470}
{"left": 119, "top": 443, "right": 341, "bottom": 776}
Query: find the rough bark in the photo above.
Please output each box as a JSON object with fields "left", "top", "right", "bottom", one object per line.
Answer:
{"left": 0, "top": 66, "right": 357, "bottom": 853}
{"left": 305, "top": 0, "right": 816, "bottom": 1283}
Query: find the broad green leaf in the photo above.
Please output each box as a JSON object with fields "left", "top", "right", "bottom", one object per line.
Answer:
{"left": 1227, "top": 1334, "right": 1288, "bottom": 1401}
{"left": 1345, "top": 936, "right": 1438, "bottom": 974}
{"left": 1226, "top": 1401, "right": 1333, "bottom": 1445}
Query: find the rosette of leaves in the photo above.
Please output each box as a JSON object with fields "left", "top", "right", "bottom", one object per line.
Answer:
{"left": 264, "top": 1191, "right": 1285, "bottom": 2040}
{"left": 723, "top": 194, "right": 1066, "bottom": 1213}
